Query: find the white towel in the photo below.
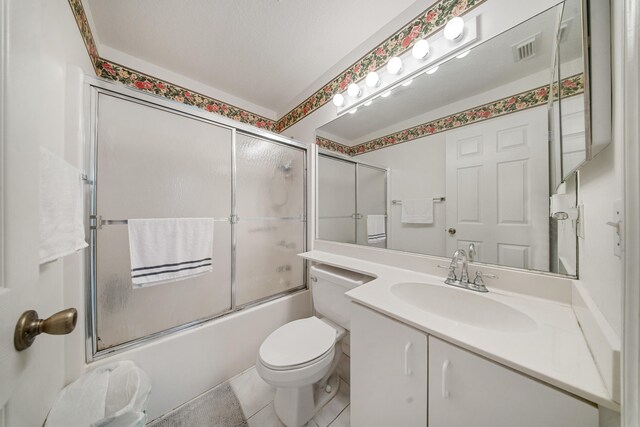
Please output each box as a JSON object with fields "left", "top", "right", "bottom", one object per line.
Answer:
{"left": 367, "top": 215, "right": 386, "bottom": 244}
{"left": 127, "top": 218, "right": 214, "bottom": 287}
{"left": 401, "top": 198, "right": 434, "bottom": 224}
{"left": 39, "top": 147, "right": 88, "bottom": 264}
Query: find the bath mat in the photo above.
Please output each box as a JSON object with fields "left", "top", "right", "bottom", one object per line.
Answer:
{"left": 148, "top": 383, "right": 248, "bottom": 427}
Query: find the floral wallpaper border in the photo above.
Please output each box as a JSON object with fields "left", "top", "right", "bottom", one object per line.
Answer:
{"left": 316, "top": 136, "right": 353, "bottom": 155}
{"left": 67, "top": 0, "right": 277, "bottom": 131}
{"left": 316, "top": 73, "right": 585, "bottom": 156}
{"left": 276, "top": 0, "right": 488, "bottom": 133}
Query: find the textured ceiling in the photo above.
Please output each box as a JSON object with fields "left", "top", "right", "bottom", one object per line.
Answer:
{"left": 86, "top": 0, "right": 419, "bottom": 115}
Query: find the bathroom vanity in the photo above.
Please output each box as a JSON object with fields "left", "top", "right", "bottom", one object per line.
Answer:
{"left": 300, "top": 250, "right": 618, "bottom": 427}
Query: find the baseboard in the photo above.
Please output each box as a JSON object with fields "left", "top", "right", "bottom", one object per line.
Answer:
{"left": 572, "top": 281, "right": 621, "bottom": 403}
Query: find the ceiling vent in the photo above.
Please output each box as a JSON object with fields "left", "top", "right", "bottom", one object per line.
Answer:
{"left": 512, "top": 33, "right": 540, "bottom": 62}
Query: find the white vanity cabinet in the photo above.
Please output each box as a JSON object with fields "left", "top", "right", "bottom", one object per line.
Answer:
{"left": 350, "top": 302, "right": 428, "bottom": 426}
{"left": 428, "top": 337, "right": 598, "bottom": 427}
{"left": 350, "top": 303, "right": 599, "bottom": 427}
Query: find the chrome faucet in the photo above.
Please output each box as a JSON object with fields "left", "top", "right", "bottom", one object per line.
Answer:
{"left": 446, "top": 249, "right": 469, "bottom": 285}
{"left": 444, "top": 249, "right": 489, "bottom": 293}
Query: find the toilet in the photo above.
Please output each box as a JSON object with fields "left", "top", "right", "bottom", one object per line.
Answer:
{"left": 256, "top": 264, "right": 373, "bottom": 427}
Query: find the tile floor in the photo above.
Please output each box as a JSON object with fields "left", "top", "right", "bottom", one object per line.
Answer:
{"left": 233, "top": 366, "right": 350, "bottom": 427}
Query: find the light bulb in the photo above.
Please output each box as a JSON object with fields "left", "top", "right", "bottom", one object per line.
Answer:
{"left": 381, "top": 90, "right": 392, "bottom": 98}
{"left": 364, "top": 100, "right": 373, "bottom": 107}
{"left": 456, "top": 49, "right": 471, "bottom": 59}
{"left": 347, "top": 83, "right": 361, "bottom": 98}
{"left": 365, "top": 71, "right": 380, "bottom": 88}
{"left": 402, "top": 79, "right": 413, "bottom": 87}
{"left": 387, "top": 57, "right": 403, "bottom": 75}
{"left": 332, "top": 93, "right": 345, "bottom": 107}
{"left": 444, "top": 17, "right": 465, "bottom": 41}
{"left": 412, "top": 40, "right": 430, "bottom": 60}
{"left": 425, "top": 66, "right": 439, "bottom": 75}
{"left": 349, "top": 108, "right": 358, "bottom": 115}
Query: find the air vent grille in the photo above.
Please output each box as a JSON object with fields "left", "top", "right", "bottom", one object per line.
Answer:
{"left": 512, "top": 33, "right": 540, "bottom": 62}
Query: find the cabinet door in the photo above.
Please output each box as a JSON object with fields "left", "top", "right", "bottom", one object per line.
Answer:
{"left": 351, "top": 303, "right": 428, "bottom": 426}
{"left": 428, "top": 337, "right": 598, "bottom": 427}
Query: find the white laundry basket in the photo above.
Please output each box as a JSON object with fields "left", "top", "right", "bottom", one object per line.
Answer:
{"left": 45, "top": 360, "right": 151, "bottom": 427}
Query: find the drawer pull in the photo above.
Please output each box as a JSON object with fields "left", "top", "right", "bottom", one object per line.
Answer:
{"left": 442, "top": 360, "right": 451, "bottom": 399}
{"left": 404, "top": 342, "right": 413, "bottom": 376}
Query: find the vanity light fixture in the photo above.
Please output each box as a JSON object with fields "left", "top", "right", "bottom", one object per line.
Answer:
{"left": 363, "top": 100, "right": 373, "bottom": 107}
{"left": 347, "top": 83, "right": 361, "bottom": 98}
{"left": 456, "top": 49, "right": 471, "bottom": 59}
{"left": 425, "top": 66, "right": 439, "bottom": 75}
{"left": 332, "top": 93, "right": 345, "bottom": 107}
{"left": 412, "top": 39, "right": 430, "bottom": 60}
{"left": 387, "top": 57, "right": 403, "bottom": 75}
{"left": 349, "top": 108, "right": 358, "bottom": 114}
{"left": 381, "top": 90, "right": 392, "bottom": 98}
{"left": 444, "top": 17, "right": 465, "bottom": 41}
{"left": 365, "top": 71, "right": 381, "bottom": 88}
{"left": 402, "top": 79, "right": 413, "bottom": 87}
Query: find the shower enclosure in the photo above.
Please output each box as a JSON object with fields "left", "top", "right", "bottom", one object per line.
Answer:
{"left": 317, "top": 152, "right": 388, "bottom": 246}
{"left": 85, "top": 84, "right": 308, "bottom": 359}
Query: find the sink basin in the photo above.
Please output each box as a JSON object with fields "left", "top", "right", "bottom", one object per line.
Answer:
{"left": 391, "top": 282, "right": 537, "bottom": 333}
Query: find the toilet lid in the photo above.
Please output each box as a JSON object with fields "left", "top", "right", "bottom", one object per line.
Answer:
{"left": 259, "top": 317, "right": 336, "bottom": 369}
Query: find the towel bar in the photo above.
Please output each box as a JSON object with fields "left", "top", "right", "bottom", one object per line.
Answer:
{"left": 392, "top": 197, "right": 445, "bottom": 205}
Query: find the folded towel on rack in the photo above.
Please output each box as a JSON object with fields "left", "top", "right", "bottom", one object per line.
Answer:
{"left": 127, "top": 218, "right": 214, "bottom": 287}
{"left": 367, "top": 215, "right": 386, "bottom": 244}
{"left": 39, "top": 147, "right": 88, "bottom": 264}
{"left": 401, "top": 198, "right": 433, "bottom": 224}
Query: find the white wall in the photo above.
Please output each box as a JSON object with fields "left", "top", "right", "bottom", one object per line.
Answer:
{"left": 574, "top": 0, "right": 624, "bottom": 339}
{"left": 358, "top": 134, "right": 447, "bottom": 256}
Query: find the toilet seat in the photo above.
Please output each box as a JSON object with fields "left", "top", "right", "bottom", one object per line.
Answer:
{"left": 258, "top": 317, "right": 336, "bottom": 371}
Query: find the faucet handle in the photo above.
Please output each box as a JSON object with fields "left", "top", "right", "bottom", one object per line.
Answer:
{"left": 471, "top": 271, "right": 489, "bottom": 292}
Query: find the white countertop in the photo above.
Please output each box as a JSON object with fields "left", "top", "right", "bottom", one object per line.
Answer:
{"left": 300, "top": 250, "right": 618, "bottom": 410}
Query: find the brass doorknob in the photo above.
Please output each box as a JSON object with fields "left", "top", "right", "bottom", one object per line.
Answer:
{"left": 448, "top": 227, "right": 457, "bottom": 235}
{"left": 14, "top": 308, "right": 77, "bottom": 351}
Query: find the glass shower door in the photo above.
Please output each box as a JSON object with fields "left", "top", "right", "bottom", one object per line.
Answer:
{"left": 356, "top": 165, "right": 388, "bottom": 247}
{"left": 235, "top": 133, "right": 306, "bottom": 306}
{"left": 317, "top": 155, "right": 357, "bottom": 243}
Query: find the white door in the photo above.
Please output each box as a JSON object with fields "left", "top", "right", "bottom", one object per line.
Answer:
{"left": 350, "top": 303, "right": 428, "bottom": 426}
{"left": 445, "top": 107, "right": 549, "bottom": 270}
{"left": 428, "top": 337, "right": 598, "bottom": 427}
{"left": 0, "top": 1, "right": 75, "bottom": 424}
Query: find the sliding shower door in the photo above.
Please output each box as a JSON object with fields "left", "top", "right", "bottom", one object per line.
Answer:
{"left": 94, "top": 93, "right": 233, "bottom": 351}
{"left": 356, "top": 165, "right": 388, "bottom": 247}
{"left": 88, "top": 87, "right": 307, "bottom": 356}
{"left": 317, "top": 155, "right": 356, "bottom": 243}
{"left": 235, "top": 133, "right": 306, "bottom": 306}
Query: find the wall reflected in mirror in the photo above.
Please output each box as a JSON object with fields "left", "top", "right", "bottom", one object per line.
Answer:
{"left": 316, "top": 5, "right": 581, "bottom": 276}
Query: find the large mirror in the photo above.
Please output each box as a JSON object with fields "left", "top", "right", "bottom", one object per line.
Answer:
{"left": 316, "top": 5, "right": 584, "bottom": 276}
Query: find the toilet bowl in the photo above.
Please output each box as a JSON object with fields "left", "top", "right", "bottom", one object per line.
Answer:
{"left": 256, "top": 265, "right": 373, "bottom": 427}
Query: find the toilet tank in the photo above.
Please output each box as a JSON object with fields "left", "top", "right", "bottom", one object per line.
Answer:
{"left": 310, "top": 264, "right": 374, "bottom": 330}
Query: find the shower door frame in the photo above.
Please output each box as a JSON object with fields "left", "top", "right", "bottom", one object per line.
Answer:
{"left": 316, "top": 149, "right": 390, "bottom": 247}
{"left": 84, "top": 77, "right": 309, "bottom": 361}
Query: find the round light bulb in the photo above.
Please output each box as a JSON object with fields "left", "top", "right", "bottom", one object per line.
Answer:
{"left": 444, "top": 17, "right": 465, "bottom": 41}
{"left": 332, "top": 93, "right": 345, "bottom": 107}
{"left": 347, "top": 83, "right": 361, "bottom": 98}
{"left": 365, "top": 71, "right": 380, "bottom": 88}
{"left": 381, "top": 90, "right": 392, "bottom": 98}
{"left": 364, "top": 100, "right": 373, "bottom": 107}
{"left": 349, "top": 108, "right": 358, "bottom": 115}
{"left": 425, "top": 66, "right": 439, "bottom": 75}
{"left": 456, "top": 49, "right": 471, "bottom": 59}
{"left": 387, "top": 57, "right": 403, "bottom": 75}
{"left": 402, "top": 79, "right": 413, "bottom": 87}
{"left": 411, "top": 40, "right": 430, "bottom": 60}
